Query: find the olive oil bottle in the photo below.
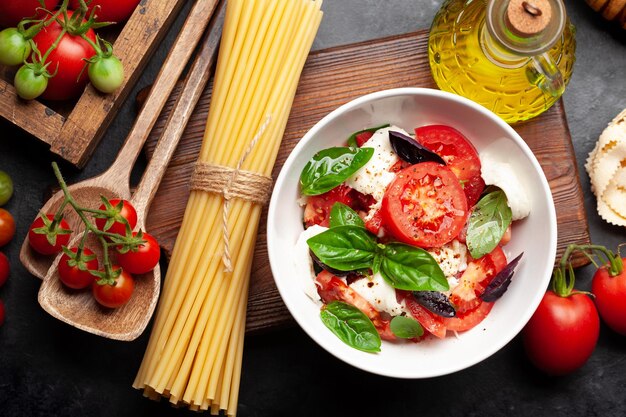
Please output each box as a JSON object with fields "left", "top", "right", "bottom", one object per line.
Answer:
{"left": 429, "top": 0, "right": 576, "bottom": 123}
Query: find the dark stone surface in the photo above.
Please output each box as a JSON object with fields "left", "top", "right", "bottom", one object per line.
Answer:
{"left": 0, "top": 0, "right": 625, "bottom": 416}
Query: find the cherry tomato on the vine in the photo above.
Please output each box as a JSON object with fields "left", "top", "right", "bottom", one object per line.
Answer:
{"left": 58, "top": 247, "right": 99, "bottom": 290}
{"left": 116, "top": 232, "right": 160, "bottom": 275}
{"left": 14, "top": 65, "right": 49, "bottom": 100}
{"left": 0, "top": 209, "right": 15, "bottom": 247}
{"left": 92, "top": 267, "right": 134, "bottom": 308}
{"left": 70, "top": 0, "right": 141, "bottom": 23}
{"left": 32, "top": 11, "right": 97, "bottom": 101}
{"left": 0, "top": 28, "right": 31, "bottom": 66}
{"left": 28, "top": 214, "right": 72, "bottom": 255}
{"left": 88, "top": 55, "right": 124, "bottom": 94}
{"left": 592, "top": 258, "right": 626, "bottom": 335}
{"left": 0, "top": 0, "right": 59, "bottom": 28}
{"left": 0, "top": 252, "right": 9, "bottom": 288}
{"left": 522, "top": 290, "right": 599, "bottom": 375}
{"left": 95, "top": 199, "right": 137, "bottom": 237}
{"left": 0, "top": 171, "right": 14, "bottom": 206}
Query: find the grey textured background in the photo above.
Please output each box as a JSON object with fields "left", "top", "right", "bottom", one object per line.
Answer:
{"left": 0, "top": 0, "right": 625, "bottom": 416}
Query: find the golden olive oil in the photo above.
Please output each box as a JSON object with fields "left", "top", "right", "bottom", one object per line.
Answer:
{"left": 429, "top": 0, "right": 576, "bottom": 124}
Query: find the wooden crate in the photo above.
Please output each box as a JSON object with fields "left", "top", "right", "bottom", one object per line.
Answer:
{"left": 0, "top": 0, "right": 186, "bottom": 168}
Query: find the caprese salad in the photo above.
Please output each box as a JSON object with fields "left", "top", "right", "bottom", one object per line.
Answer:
{"left": 295, "top": 123, "right": 528, "bottom": 353}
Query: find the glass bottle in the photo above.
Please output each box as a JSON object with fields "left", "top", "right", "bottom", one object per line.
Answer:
{"left": 429, "top": 0, "right": 576, "bottom": 124}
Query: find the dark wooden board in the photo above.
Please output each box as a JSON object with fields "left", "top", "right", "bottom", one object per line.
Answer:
{"left": 144, "top": 30, "right": 591, "bottom": 334}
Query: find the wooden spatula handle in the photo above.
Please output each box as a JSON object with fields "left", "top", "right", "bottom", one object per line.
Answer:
{"left": 107, "top": 0, "right": 222, "bottom": 189}
{"left": 132, "top": 2, "right": 226, "bottom": 223}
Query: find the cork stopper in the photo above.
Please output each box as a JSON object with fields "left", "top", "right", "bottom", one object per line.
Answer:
{"left": 506, "top": 0, "right": 552, "bottom": 36}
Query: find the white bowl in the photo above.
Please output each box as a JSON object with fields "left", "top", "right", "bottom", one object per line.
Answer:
{"left": 267, "top": 88, "right": 557, "bottom": 378}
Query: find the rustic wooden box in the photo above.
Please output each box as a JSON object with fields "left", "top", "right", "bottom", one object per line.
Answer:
{"left": 0, "top": 0, "right": 186, "bottom": 168}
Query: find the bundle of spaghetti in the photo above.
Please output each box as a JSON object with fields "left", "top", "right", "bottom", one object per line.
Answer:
{"left": 132, "top": 0, "right": 323, "bottom": 415}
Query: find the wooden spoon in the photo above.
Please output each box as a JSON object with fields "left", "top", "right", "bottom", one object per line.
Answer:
{"left": 35, "top": 3, "right": 225, "bottom": 341}
{"left": 20, "top": 0, "right": 221, "bottom": 280}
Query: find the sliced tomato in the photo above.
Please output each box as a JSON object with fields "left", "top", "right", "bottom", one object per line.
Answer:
{"left": 449, "top": 246, "right": 507, "bottom": 313}
{"left": 381, "top": 162, "right": 469, "bottom": 248}
{"left": 442, "top": 301, "right": 494, "bottom": 332}
{"left": 355, "top": 131, "right": 374, "bottom": 147}
{"left": 315, "top": 271, "right": 395, "bottom": 340}
{"left": 303, "top": 185, "right": 354, "bottom": 227}
{"left": 416, "top": 125, "right": 484, "bottom": 207}
{"left": 402, "top": 293, "right": 447, "bottom": 339}
{"left": 364, "top": 210, "right": 383, "bottom": 235}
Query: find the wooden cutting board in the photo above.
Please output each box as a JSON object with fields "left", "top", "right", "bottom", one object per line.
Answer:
{"left": 143, "top": 30, "right": 591, "bottom": 334}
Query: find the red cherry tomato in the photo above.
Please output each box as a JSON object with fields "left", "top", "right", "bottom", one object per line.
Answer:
{"left": 449, "top": 246, "right": 507, "bottom": 313}
{"left": 32, "top": 11, "right": 96, "bottom": 100}
{"left": 0, "top": 0, "right": 59, "bottom": 28}
{"left": 28, "top": 214, "right": 72, "bottom": 255}
{"left": 0, "top": 298, "right": 4, "bottom": 326}
{"left": 303, "top": 185, "right": 355, "bottom": 228}
{"left": 381, "top": 162, "right": 469, "bottom": 248}
{"left": 116, "top": 232, "right": 160, "bottom": 275}
{"left": 415, "top": 125, "right": 484, "bottom": 207}
{"left": 0, "top": 252, "right": 9, "bottom": 288}
{"left": 58, "top": 247, "right": 99, "bottom": 290}
{"left": 522, "top": 290, "right": 599, "bottom": 375}
{"left": 442, "top": 300, "right": 494, "bottom": 332}
{"left": 0, "top": 208, "right": 15, "bottom": 247}
{"left": 591, "top": 258, "right": 626, "bottom": 335}
{"left": 95, "top": 199, "right": 137, "bottom": 237}
{"left": 92, "top": 267, "right": 134, "bottom": 308}
{"left": 70, "top": 0, "right": 140, "bottom": 23}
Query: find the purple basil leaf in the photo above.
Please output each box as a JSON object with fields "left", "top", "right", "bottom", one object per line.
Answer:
{"left": 412, "top": 291, "right": 456, "bottom": 318}
{"left": 481, "top": 252, "right": 524, "bottom": 302}
{"left": 389, "top": 130, "right": 446, "bottom": 166}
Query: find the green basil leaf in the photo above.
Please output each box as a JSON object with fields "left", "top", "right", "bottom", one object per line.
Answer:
{"left": 466, "top": 188, "right": 512, "bottom": 259}
{"left": 299, "top": 147, "right": 374, "bottom": 196}
{"left": 307, "top": 225, "right": 377, "bottom": 271}
{"left": 329, "top": 202, "right": 365, "bottom": 228}
{"left": 347, "top": 124, "right": 391, "bottom": 148}
{"left": 379, "top": 243, "right": 449, "bottom": 292}
{"left": 390, "top": 316, "right": 424, "bottom": 339}
{"left": 320, "top": 301, "right": 381, "bottom": 353}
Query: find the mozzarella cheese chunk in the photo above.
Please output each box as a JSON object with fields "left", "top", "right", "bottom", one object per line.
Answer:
{"left": 294, "top": 225, "right": 328, "bottom": 303}
{"left": 349, "top": 273, "right": 409, "bottom": 316}
{"left": 427, "top": 239, "right": 468, "bottom": 292}
{"left": 345, "top": 126, "right": 408, "bottom": 219}
{"left": 480, "top": 153, "right": 531, "bottom": 221}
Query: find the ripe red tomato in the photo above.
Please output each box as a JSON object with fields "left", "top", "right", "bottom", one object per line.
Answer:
{"left": 442, "top": 300, "right": 494, "bottom": 332}
{"left": 32, "top": 11, "right": 96, "bottom": 100}
{"left": 28, "top": 214, "right": 72, "bottom": 255}
{"left": 70, "top": 0, "right": 140, "bottom": 23}
{"left": 0, "top": 298, "right": 4, "bottom": 326}
{"left": 415, "top": 125, "right": 484, "bottom": 207}
{"left": 591, "top": 259, "right": 626, "bottom": 335}
{"left": 303, "top": 185, "right": 355, "bottom": 228}
{"left": 95, "top": 199, "right": 137, "bottom": 237}
{"left": 58, "top": 247, "right": 99, "bottom": 290}
{"left": 522, "top": 290, "right": 599, "bottom": 375}
{"left": 116, "top": 232, "right": 160, "bottom": 274}
{"left": 381, "top": 162, "right": 469, "bottom": 248}
{"left": 402, "top": 294, "right": 447, "bottom": 338}
{"left": 0, "top": 252, "right": 9, "bottom": 288}
{"left": 0, "top": 0, "right": 59, "bottom": 28}
{"left": 449, "top": 246, "right": 507, "bottom": 313}
{"left": 0, "top": 208, "right": 15, "bottom": 247}
{"left": 92, "top": 267, "right": 134, "bottom": 308}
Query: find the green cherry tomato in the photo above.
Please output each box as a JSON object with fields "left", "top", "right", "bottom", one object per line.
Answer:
{"left": 14, "top": 65, "right": 48, "bottom": 100}
{"left": 0, "top": 28, "right": 31, "bottom": 66}
{"left": 88, "top": 55, "right": 124, "bottom": 94}
{"left": 0, "top": 171, "right": 13, "bottom": 206}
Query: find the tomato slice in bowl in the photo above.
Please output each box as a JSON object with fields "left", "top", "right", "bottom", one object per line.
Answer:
{"left": 304, "top": 185, "right": 355, "bottom": 227}
{"left": 415, "top": 125, "right": 484, "bottom": 207}
{"left": 402, "top": 293, "right": 447, "bottom": 339}
{"left": 442, "top": 301, "right": 494, "bottom": 332}
{"left": 449, "top": 246, "right": 508, "bottom": 313}
{"left": 381, "top": 162, "right": 469, "bottom": 248}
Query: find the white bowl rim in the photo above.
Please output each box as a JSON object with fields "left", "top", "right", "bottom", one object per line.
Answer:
{"left": 267, "top": 87, "right": 557, "bottom": 379}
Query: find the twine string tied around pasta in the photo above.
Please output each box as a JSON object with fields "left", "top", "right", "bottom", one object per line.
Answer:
{"left": 190, "top": 115, "right": 273, "bottom": 272}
